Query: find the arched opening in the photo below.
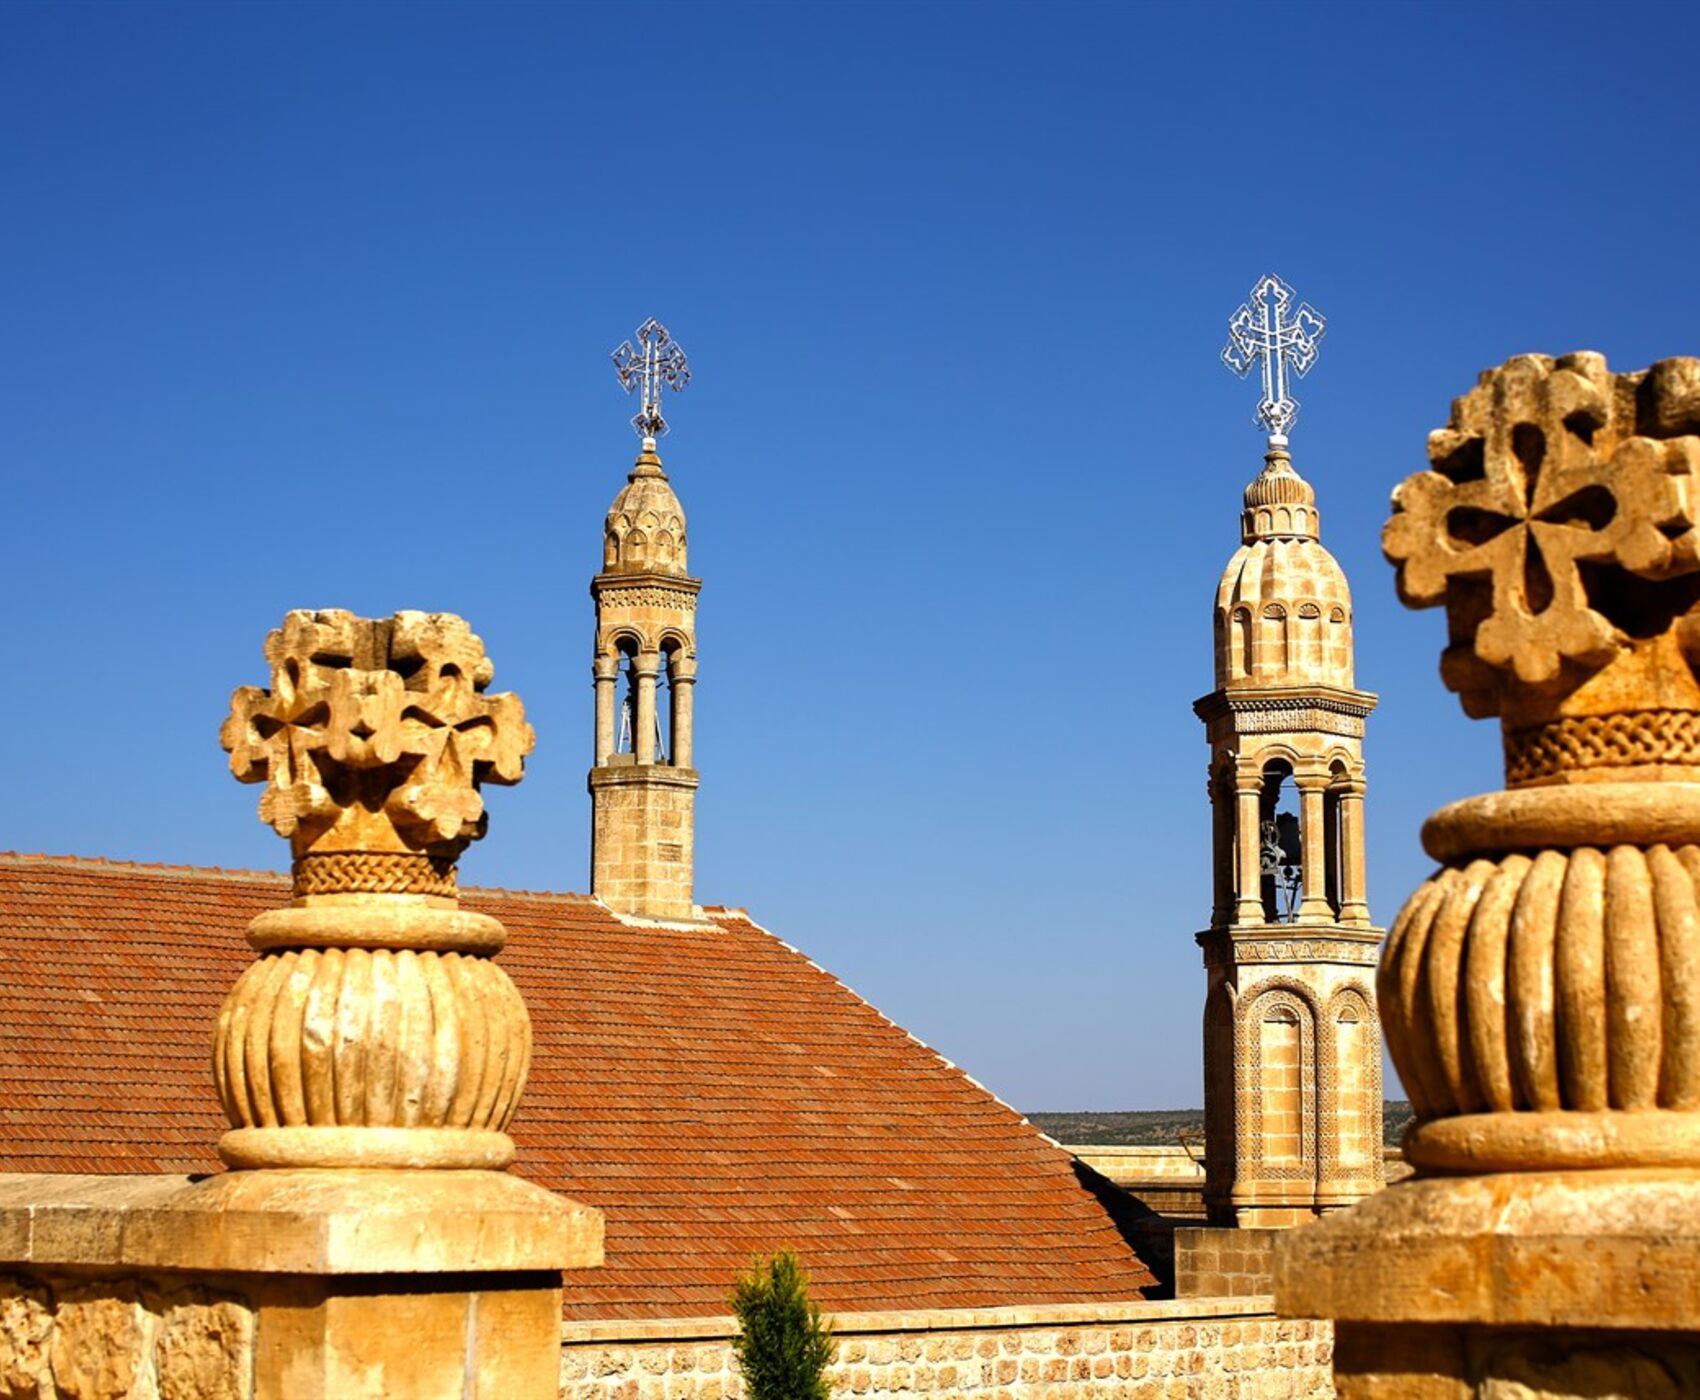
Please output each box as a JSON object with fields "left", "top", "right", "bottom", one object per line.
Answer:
{"left": 1210, "top": 757, "right": 1236, "bottom": 926}
{"left": 1258, "top": 759, "right": 1301, "bottom": 922}
{"left": 656, "top": 640, "right": 681, "bottom": 765}
{"left": 1324, "top": 760, "right": 1348, "bottom": 919}
{"left": 614, "top": 639, "right": 641, "bottom": 756}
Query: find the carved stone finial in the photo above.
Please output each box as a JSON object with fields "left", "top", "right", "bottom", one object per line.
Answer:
{"left": 212, "top": 610, "right": 537, "bottom": 1172}
{"left": 1385, "top": 352, "right": 1700, "bottom": 731}
{"left": 1377, "top": 353, "right": 1700, "bottom": 1175}
{"left": 221, "top": 609, "right": 534, "bottom": 897}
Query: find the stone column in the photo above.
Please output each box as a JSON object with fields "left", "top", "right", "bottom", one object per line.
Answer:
{"left": 1336, "top": 779, "right": 1370, "bottom": 925}
{"left": 98, "top": 609, "right": 602, "bottom": 1397}
{"left": 1234, "top": 776, "right": 1265, "bottom": 925}
{"left": 1295, "top": 773, "right": 1332, "bottom": 923}
{"left": 594, "top": 654, "right": 618, "bottom": 764}
{"left": 670, "top": 654, "right": 697, "bottom": 769}
{"left": 1277, "top": 352, "right": 1700, "bottom": 1396}
{"left": 634, "top": 650, "right": 660, "bottom": 765}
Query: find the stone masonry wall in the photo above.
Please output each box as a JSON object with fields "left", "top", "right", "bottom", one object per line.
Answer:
{"left": 561, "top": 1300, "right": 1334, "bottom": 1400}
{"left": 1174, "top": 1229, "right": 1280, "bottom": 1300}
{"left": 0, "top": 1271, "right": 255, "bottom": 1400}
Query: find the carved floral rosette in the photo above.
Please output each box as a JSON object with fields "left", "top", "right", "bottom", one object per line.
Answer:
{"left": 214, "top": 610, "right": 536, "bottom": 1170}
{"left": 1381, "top": 354, "right": 1700, "bottom": 1173}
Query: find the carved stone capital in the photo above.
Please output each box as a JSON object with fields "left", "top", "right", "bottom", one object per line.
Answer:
{"left": 214, "top": 610, "right": 537, "bottom": 1173}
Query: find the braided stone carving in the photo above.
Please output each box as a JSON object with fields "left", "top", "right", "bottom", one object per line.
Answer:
{"left": 1381, "top": 354, "right": 1700, "bottom": 1173}
{"left": 213, "top": 610, "right": 536, "bottom": 1170}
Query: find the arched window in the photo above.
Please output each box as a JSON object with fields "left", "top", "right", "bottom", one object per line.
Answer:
{"left": 1232, "top": 607, "right": 1254, "bottom": 679}
{"left": 1332, "top": 996, "right": 1375, "bottom": 1170}
{"left": 1296, "top": 602, "right": 1324, "bottom": 673}
{"left": 1260, "top": 1004, "right": 1304, "bottom": 1164}
{"left": 1259, "top": 604, "right": 1288, "bottom": 676}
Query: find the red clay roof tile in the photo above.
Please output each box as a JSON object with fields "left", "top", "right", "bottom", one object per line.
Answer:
{"left": 0, "top": 854, "right": 1155, "bottom": 1317}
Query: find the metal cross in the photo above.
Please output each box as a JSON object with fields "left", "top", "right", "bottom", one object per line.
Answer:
{"left": 1221, "top": 274, "right": 1326, "bottom": 441}
{"left": 611, "top": 318, "right": 691, "bottom": 440}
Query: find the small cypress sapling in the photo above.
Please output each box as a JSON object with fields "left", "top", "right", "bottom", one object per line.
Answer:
{"left": 730, "top": 1249, "right": 836, "bottom": 1400}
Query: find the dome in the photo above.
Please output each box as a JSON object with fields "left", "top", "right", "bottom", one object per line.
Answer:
{"left": 1214, "top": 450, "right": 1354, "bottom": 689}
{"left": 604, "top": 441, "right": 688, "bottom": 575}
{"left": 1240, "top": 446, "right": 1319, "bottom": 542}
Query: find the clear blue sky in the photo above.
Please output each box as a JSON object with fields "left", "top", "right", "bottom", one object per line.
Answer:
{"left": 5, "top": 1, "right": 1698, "bottom": 1111}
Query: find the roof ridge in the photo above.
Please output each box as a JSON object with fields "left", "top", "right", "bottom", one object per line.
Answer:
{"left": 0, "top": 850, "right": 705, "bottom": 911}
{"left": 0, "top": 852, "right": 286, "bottom": 885}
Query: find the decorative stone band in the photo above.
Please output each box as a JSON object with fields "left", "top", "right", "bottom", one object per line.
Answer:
{"left": 1198, "top": 929, "right": 1382, "bottom": 968}
{"left": 292, "top": 851, "right": 457, "bottom": 899}
{"left": 212, "top": 943, "right": 531, "bottom": 1169}
{"left": 1504, "top": 710, "right": 1700, "bottom": 787}
{"left": 593, "top": 584, "right": 699, "bottom": 611}
{"left": 1382, "top": 833, "right": 1700, "bottom": 1173}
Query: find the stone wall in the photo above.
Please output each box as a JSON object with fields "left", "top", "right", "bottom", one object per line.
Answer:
{"left": 561, "top": 1299, "right": 1334, "bottom": 1399}
{"left": 1065, "top": 1146, "right": 1412, "bottom": 1225}
{"left": 0, "top": 1271, "right": 255, "bottom": 1400}
{"left": 1174, "top": 1229, "right": 1279, "bottom": 1300}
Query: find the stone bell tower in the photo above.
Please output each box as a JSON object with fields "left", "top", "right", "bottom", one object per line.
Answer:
{"left": 589, "top": 319, "right": 700, "bottom": 921}
{"left": 1196, "top": 276, "right": 1385, "bottom": 1227}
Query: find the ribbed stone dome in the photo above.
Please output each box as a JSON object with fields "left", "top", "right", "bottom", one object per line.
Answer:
{"left": 604, "top": 441, "right": 688, "bottom": 575}
{"left": 1215, "top": 451, "right": 1354, "bottom": 688}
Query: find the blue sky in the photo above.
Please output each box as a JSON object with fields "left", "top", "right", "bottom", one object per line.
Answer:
{"left": 5, "top": 1, "right": 1698, "bottom": 1111}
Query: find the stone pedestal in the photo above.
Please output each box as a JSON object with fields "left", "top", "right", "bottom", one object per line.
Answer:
{"left": 0, "top": 1170, "right": 602, "bottom": 1399}
{"left": 1277, "top": 1170, "right": 1700, "bottom": 1397}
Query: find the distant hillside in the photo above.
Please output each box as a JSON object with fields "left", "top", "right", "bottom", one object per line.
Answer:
{"left": 1031, "top": 1101, "right": 1414, "bottom": 1149}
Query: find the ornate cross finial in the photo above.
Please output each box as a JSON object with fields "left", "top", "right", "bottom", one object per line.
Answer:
{"left": 1222, "top": 274, "right": 1327, "bottom": 442}
{"left": 611, "top": 317, "right": 690, "bottom": 441}
{"left": 222, "top": 610, "right": 533, "bottom": 893}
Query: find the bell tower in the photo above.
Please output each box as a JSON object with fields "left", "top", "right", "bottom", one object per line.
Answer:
{"left": 589, "top": 319, "right": 701, "bottom": 922}
{"left": 1196, "top": 277, "right": 1385, "bottom": 1227}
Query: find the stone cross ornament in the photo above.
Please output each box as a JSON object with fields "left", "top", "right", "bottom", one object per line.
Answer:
{"left": 222, "top": 609, "right": 533, "bottom": 897}
{"left": 213, "top": 609, "right": 538, "bottom": 1172}
{"left": 1377, "top": 352, "right": 1700, "bottom": 1176}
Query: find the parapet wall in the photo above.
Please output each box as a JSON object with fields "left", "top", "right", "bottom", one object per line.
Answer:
{"left": 560, "top": 1298, "right": 1334, "bottom": 1399}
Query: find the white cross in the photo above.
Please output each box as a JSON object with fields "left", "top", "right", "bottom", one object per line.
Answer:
{"left": 1222, "top": 275, "right": 1326, "bottom": 441}
{"left": 612, "top": 318, "right": 691, "bottom": 440}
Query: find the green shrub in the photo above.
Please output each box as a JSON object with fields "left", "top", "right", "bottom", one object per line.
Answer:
{"left": 730, "top": 1250, "right": 836, "bottom": 1400}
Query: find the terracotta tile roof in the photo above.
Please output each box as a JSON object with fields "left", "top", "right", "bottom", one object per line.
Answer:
{"left": 0, "top": 853, "right": 1156, "bottom": 1317}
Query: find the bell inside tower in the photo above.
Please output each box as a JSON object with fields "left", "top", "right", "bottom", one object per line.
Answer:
{"left": 1257, "top": 762, "right": 1303, "bottom": 922}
